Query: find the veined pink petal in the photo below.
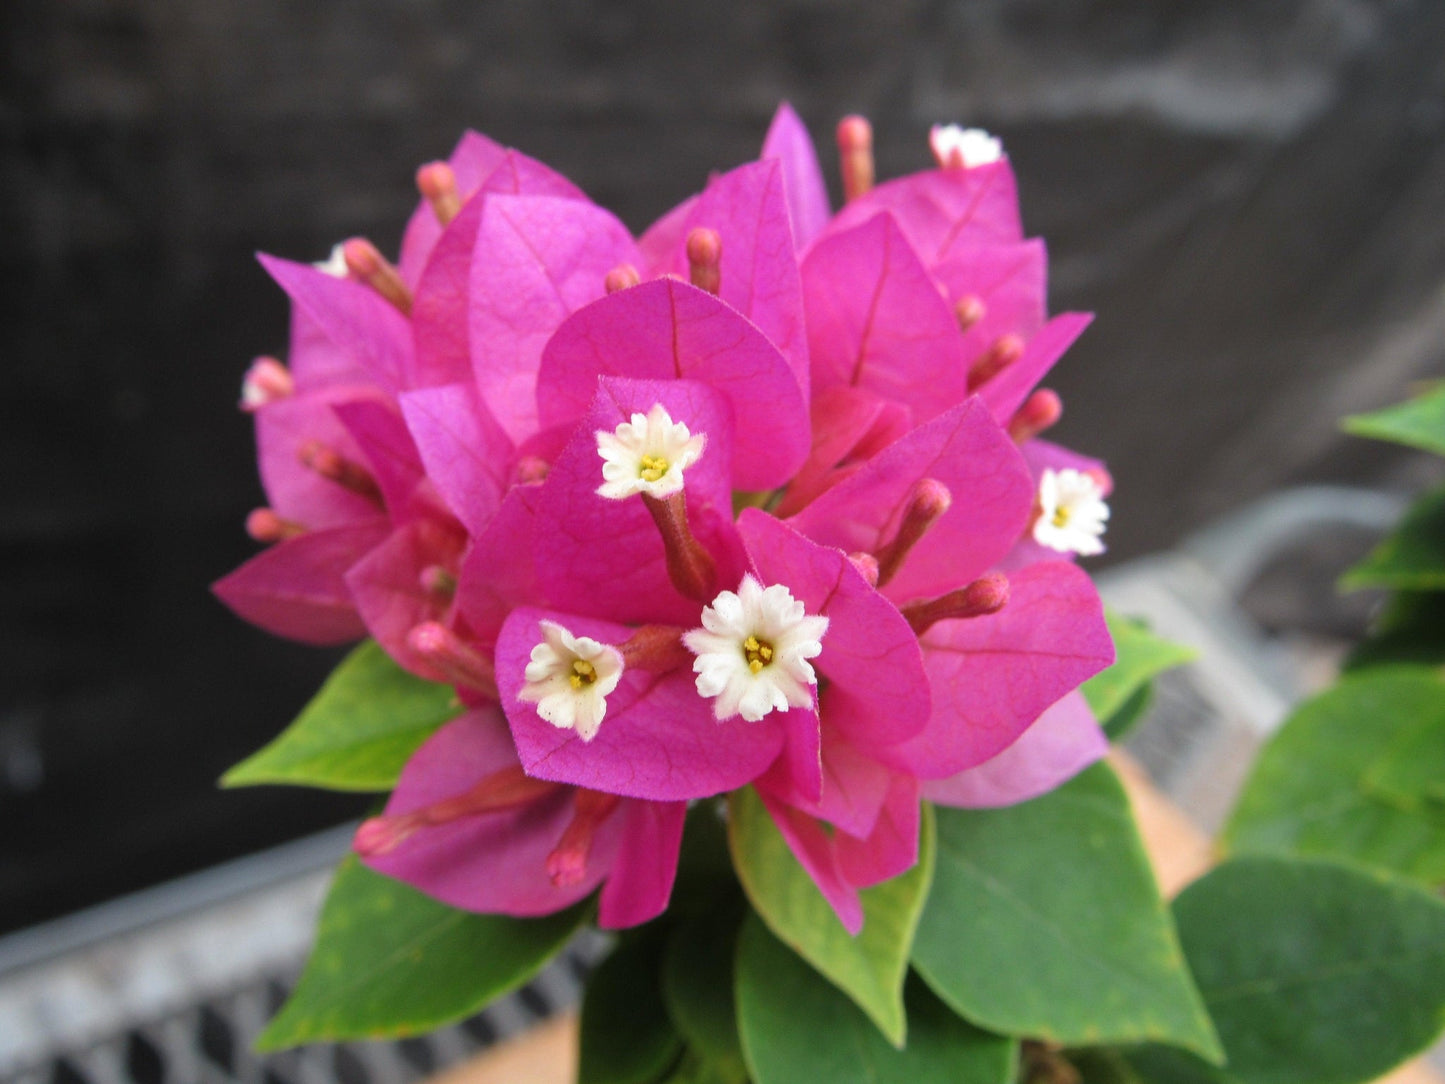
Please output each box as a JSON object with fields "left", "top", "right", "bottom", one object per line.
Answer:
{"left": 533, "top": 378, "right": 745, "bottom": 625}
{"left": 757, "top": 729, "right": 892, "bottom": 840}
{"left": 834, "top": 772, "right": 920, "bottom": 888}
{"left": 801, "top": 212, "right": 972, "bottom": 424}
{"left": 757, "top": 789, "right": 863, "bottom": 934}
{"left": 597, "top": 799, "right": 688, "bottom": 929}
{"left": 637, "top": 194, "right": 699, "bottom": 276}
{"left": 537, "top": 279, "right": 810, "bottom": 490}
{"left": 399, "top": 135, "right": 586, "bottom": 286}
{"left": 365, "top": 710, "right": 618, "bottom": 916}
{"left": 776, "top": 386, "right": 912, "bottom": 517}
{"left": 332, "top": 399, "right": 426, "bottom": 522}
{"left": 828, "top": 160, "right": 1023, "bottom": 266}
{"left": 662, "top": 160, "right": 810, "bottom": 390}
{"left": 788, "top": 398, "right": 1034, "bottom": 605}
{"left": 345, "top": 519, "right": 465, "bottom": 680}
{"left": 977, "top": 312, "right": 1093, "bottom": 424}
{"left": 932, "top": 240, "right": 1048, "bottom": 363}
{"left": 454, "top": 485, "right": 546, "bottom": 646}
{"left": 878, "top": 561, "right": 1114, "bottom": 779}
{"left": 498, "top": 608, "right": 787, "bottom": 802}
{"left": 399, "top": 383, "right": 515, "bottom": 536}
{"left": 212, "top": 521, "right": 388, "bottom": 644}
{"left": 287, "top": 305, "right": 371, "bottom": 390}
{"left": 256, "top": 386, "right": 388, "bottom": 528}
{"left": 739, "top": 509, "right": 930, "bottom": 749}
{"left": 923, "top": 691, "right": 1106, "bottom": 808}
{"left": 764, "top": 704, "right": 824, "bottom": 807}
{"left": 258, "top": 254, "right": 413, "bottom": 395}
{"left": 470, "top": 195, "right": 640, "bottom": 443}
{"left": 399, "top": 130, "right": 509, "bottom": 285}
{"left": 761, "top": 102, "right": 830, "bottom": 252}
{"left": 409, "top": 192, "right": 487, "bottom": 389}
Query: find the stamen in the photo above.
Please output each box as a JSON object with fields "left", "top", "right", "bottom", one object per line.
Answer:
{"left": 342, "top": 238, "right": 414, "bottom": 316}
{"left": 353, "top": 765, "right": 558, "bottom": 857}
{"left": 686, "top": 228, "right": 722, "bottom": 295}
{"left": 837, "top": 116, "right": 875, "bottom": 202}
{"left": 967, "top": 333, "right": 1024, "bottom": 392}
{"left": 546, "top": 790, "right": 622, "bottom": 887}
{"left": 848, "top": 551, "right": 880, "bottom": 587}
{"left": 954, "top": 295, "right": 987, "bottom": 333}
{"left": 1008, "top": 389, "right": 1062, "bottom": 443}
{"left": 419, "top": 564, "right": 458, "bottom": 599}
{"left": 298, "top": 440, "right": 385, "bottom": 506}
{"left": 515, "top": 456, "right": 550, "bottom": 485}
{"left": 619, "top": 624, "right": 693, "bottom": 672}
{"left": 644, "top": 491, "right": 717, "bottom": 603}
{"left": 874, "top": 478, "right": 953, "bottom": 587}
{"left": 415, "top": 161, "right": 461, "bottom": 227}
{"left": 902, "top": 571, "right": 1010, "bottom": 636}
{"left": 407, "top": 621, "right": 499, "bottom": 699}
{"left": 239, "top": 356, "right": 294, "bottom": 411}
{"left": 604, "top": 264, "right": 641, "bottom": 293}
{"left": 245, "top": 508, "right": 306, "bottom": 543}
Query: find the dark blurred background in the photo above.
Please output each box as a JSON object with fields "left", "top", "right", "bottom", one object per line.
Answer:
{"left": 2, "top": 0, "right": 1443, "bottom": 935}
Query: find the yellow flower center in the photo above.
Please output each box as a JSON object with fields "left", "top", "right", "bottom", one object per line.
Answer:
{"left": 639, "top": 454, "right": 669, "bottom": 483}
{"left": 1051, "top": 506, "right": 1071, "bottom": 528}
{"left": 743, "top": 635, "right": 775, "bottom": 674}
{"left": 569, "top": 659, "right": 598, "bottom": 689}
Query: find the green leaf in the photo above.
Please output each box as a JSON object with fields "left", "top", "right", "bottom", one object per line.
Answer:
{"left": 1082, "top": 613, "right": 1195, "bottom": 730}
{"left": 1365, "top": 709, "right": 1445, "bottom": 809}
{"left": 727, "top": 788, "right": 935, "bottom": 1047}
{"left": 581, "top": 926, "right": 684, "bottom": 1084}
{"left": 1345, "top": 590, "right": 1445, "bottom": 671}
{"left": 1343, "top": 383, "right": 1445, "bottom": 456}
{"left": 1101, "top": 681, "right": 1156, "bottom": 742}
{"left": 661, "top": 900, "right": 747, "bottom": 1077}
{"left": 1170, "top": 855, "right": 1445, "bottom": 1084}
{"left": 1222, "top": 666, "right": 1445, "bottom": 886}
{"left": 912, "top": 763, "right": 1222, "bottom": 1061}
{"left": 1340, "top": 486, "right": 1445, "bottom": 591}
{"left": 736, "top": 915, "right": 1017, "bottom": 1084}
{"left": 257, "top": 857, "right": 586, "bottom": 1049}
{"left": 223, "top": 640, "right": 462, "bottom": 792}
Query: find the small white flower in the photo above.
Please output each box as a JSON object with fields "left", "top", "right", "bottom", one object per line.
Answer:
{"left": 1033, "top": 468, "right": 1109, "bottom": 556}
{"left": 313, "top": 243, "right": 349, "bottom": 278}
{"left": 929, "top": 124, "right": 1004, "bottom": 170}
{"left": 517, "top": 620, "right": 625, "bottom": 742}
{"left": 683, "top": 575, "right": 828, "bottom": 723}
{"left": 595, "top": 403, "right": 707, "bottom": 500}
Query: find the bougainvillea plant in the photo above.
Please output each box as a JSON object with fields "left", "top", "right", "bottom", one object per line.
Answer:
{"left": 218, "top": 108, "right": 1445, "bottom": 1083}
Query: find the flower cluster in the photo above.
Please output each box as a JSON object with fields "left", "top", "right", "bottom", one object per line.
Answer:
{"left": 216, "top": 105, "right": 1115, "bottom": 933}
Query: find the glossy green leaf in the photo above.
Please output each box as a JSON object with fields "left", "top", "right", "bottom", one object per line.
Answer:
{"left": 223, "top": 640, "right": 461, "bottom": 792}
{"left": 1222, "top": 667, "right": 1445, "bottom": 886}
{"left": 1343, "top": 383, "right": 1445, "bottom": 456}
{"left": 1340, "top": 486, "right": 1445, "bottom": 591}
{"left": 736, "top": 916, "right": 1016, "bottom": 1084}
{"left": 1345, "top": 590, "right": 1445, "bottom": 672}
{"left": 581, "top": 926, "right": 684, "bottom": 1084}
{"left": 913, "top": 763, "right": 1222, "bottom": 1061}
{"left": 661, "top": 899, "right": 747, "bottom": 1076}
{"left": 256, "top": 857, "right": 586, "bottom": 1049}
{"left": 727, "top": 788, "right": 935, "bottom": 1047}
{"left": 1171, "top": 855, "right": 1445, "bottom": 1084}
{"left": 1082, "top": 613, "right": 1195, "bottom": 729}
